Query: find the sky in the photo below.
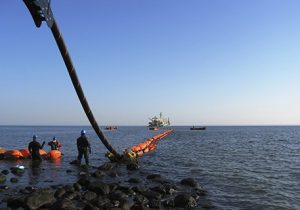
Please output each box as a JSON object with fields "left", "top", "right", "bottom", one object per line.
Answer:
{"left": 0, "top": 0, "right": 300, "bottom": 126}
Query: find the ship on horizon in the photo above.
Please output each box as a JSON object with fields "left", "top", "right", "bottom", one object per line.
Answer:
{"left": 148, "top": 112, "right": 170, "bottom": 128}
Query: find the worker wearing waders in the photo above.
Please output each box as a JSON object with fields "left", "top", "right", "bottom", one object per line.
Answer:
{"left": 77, "top": 130, "right": 91, "bottom": 165}
{"left": 28, "top": 135, "right": 45, "bottom": 161}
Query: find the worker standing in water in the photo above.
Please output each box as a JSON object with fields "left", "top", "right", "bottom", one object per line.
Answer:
{"left": 28, "top": 135, "right": 45, "bottom": 161}
{"left": 77, "top": 130, "right": 91, "bottom": 165}
{"left": 48, "top": 137, "right": 62, "bottom": 151}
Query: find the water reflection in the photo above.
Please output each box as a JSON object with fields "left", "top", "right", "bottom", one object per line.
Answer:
{"left": 28, "top": 160, "right": 42, "bottom": 185}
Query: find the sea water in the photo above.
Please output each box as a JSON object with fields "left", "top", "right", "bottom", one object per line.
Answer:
{"left": 0, "top": 126, "right": 299, "bottom": 209}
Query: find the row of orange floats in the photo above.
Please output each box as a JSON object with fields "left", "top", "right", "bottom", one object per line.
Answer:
{"left": 130, "top": 129, "right": 173, "bottom": 157}
{"left": 0, "top": 148, "right": 62, "bottom": 160}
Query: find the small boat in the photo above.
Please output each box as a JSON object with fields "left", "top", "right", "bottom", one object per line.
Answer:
{"left": 190, "top": 126, "right": 206, "bottom": 130}
{"left": 104, "top": 126, "right": 117, "bottom": 130}
{"left": 149, "top": 127, "right": 159, "bottom": 131}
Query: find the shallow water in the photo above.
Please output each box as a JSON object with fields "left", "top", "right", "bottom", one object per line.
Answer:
{"left": 0, "top": 126, "right": 299, "bottom": 209}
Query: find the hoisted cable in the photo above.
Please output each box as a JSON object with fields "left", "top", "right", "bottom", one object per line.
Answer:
{"left": 23, "top": 0, "right": 121, "bottom": 160}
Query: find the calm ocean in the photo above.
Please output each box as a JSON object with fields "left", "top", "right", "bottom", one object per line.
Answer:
{"left": 0, "top": 126, "right": 299, "bottom": 209}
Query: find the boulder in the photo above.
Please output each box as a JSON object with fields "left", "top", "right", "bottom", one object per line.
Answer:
{"left": 108, "top": 190, "right": 128, "bottom": 201}
{"left": 73, "top": 183, "right": 82, "bottom": 191}
{"left": 92, "top": 170, "right": 105, "bottom": 178}
{"left": 119, "top": 200, "right": 134, "bottom": 210}
{"left": 88, "top": 182, "right": 110, "bottom": 195}
{"left": 150, "top": 185, "right": 166, "bottom": 195}
{"left": 133, "top": 194, "right": 149, "bottom": 206}
{"left": 0, "top": 174, "right": 6, "bottom": 183}
{"left": 91, "top": 196, "right": 111, "bottom": 208}
{"left": 77, "top": 177, "right": 90, "bottom": 187}
{"left": 83, "top": 191, "right": 97, "bottom": 201}
{"left": 180, "top": 178, "right": 199, "bottom": 188}
{"left": 10, "top": 167, "right": 24, "bottom": 176}
{"left": 1, "top": 169, "right": 9, "bottom": 175}
{"left": 141, "top": 190, "right": 162, "bottom": 200}
{"left": 54, "top": 188, "right": 66, "bottom": 198}
{"left": 51, "top": 198, "right": 76, "bottom": 210}
{"left": 174, "top": 193, "right": 197, "bottom": 208}
{"left": 7, "top": 196, "right": 25, "bottom": 209}
{"left": 24, "top": 189, "right": 56, "bottom": 210}
{"left": 149, "top": 199, "right": 161, "bottom": 209}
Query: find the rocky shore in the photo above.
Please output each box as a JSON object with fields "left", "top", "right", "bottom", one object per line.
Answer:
{"left": 0, "top": 161, "right": 212, "bottom": 210}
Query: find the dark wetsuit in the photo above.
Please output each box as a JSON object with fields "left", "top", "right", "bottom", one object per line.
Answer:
{"left": 28, "top": 140, "right": 44, "bottom": 161}
{"left": 77, "top": 135, "right": 91, "bottom": 165}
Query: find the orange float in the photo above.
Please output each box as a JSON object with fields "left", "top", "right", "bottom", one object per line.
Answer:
{"left": 39, "top": 149, "right": 47, "bottom": 156}
{"left": 0, "top": 147, "right": 5, "bottom": 154}
{"left": 19, "top": 149, "right": 30, "bottom": 158}
{"left": 4, "top": 150, "right": 23, "bottom": 159}
{"left": 47, "top": 150, "right": 62, "bottom": 159}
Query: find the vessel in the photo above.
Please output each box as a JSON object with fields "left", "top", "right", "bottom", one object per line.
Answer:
{"left": 148, "top": 112, "right": 170, "bottom": 128}
{"left": 190, "top": 126, "right": 206, "bottom": 130}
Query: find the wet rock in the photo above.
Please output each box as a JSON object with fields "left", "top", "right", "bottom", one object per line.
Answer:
{"left": 0, "top": 174, "right": 6, "bottom": 183}
{"left": 63, "top": 185, "right": 75, "bottom": 193}
{"left": 0, "top": 185, "right": 9, "bottom": 190}
{"left": 174, "top": 193, "right": 197, "bottom": 208}
{"left": 25, "top": 189, "right": 56, "bottom": 210}
{"left": 128, "top": 178, "right": 140, "bottom": 183}
{"left": 7, "top": 196, "right": 25, "bottom": 209}
{"left": 149, "top": 199, "right": 161, "bottom": 209}
{"left": 120, "top": 200, "right": 134, "bottom": 210}
{"left": 192, "top": 187, "right": 206, "bottom": 197}
{"left": 51, "top": 198, "right": 75, "bottom": 210}
{"left": 180, "top": 178, "right": 199, "bottom": 188}
{"left": 133, "top": 194, "right": 149, "bottom": 206}
{"left": 77, "top": 177, "right": 90, "bottom": 187}
{"left": 10, "top": 177, "right": 18, "bottom": 183}
{"left": 83, "top": 203, "right": 99, "bottom": 210}
{"left": 146, "top": 174, "right": 161, "bottom": 180}
{"left": 0, "top": 207, "right": 12, "bottom": 210}
{"left": 92, "top": 170, "right": 105, "bottom": 178}
{"left": 25, "top": 186, "right": 37, "bottom": 193}
{"left": 91, "top": 196, "right": 111, "bottom": 208}
{"left": 54, "top": 188, "right": 66, "bottom": 198}
{"left": 150, "top": 185, "right": 166, "bottom": 195}
{"left": 98, "top": 162, "right": 116, "bottom": 171}
{"left": 163, "top": 183, "right": 177, "bottom": 195}
{"left": 83, "top": 191, "right": 97, "bottom": 201}
{"left": 64, "top": 192, "right": 80, "bottom": 200}
{"left": 141, "top": 190, "right": 162, "bottom": 200}
{"left": 131, "top": 204, "right": 151, "bottom": 210}
{"left": 73, "top": 183, "right": 82, "bottom": 191}
{"left": 10, "top": 167, "right": 24, "bottom": 176}
{"left": 1, "top": 169, "right": 9, "bottom": 175}
{"left": 132, "top": 186, "right": 148, "bottom": 194}
{"left": 116, "top": 185, "right": 134, "bottom": 195}
{"left": 88, "top": 182, "right": 110, "bottom": 195}
{"left": 108, "top": 171, "right": 119, "bottom": 177}
{"left": 70, "top": 160, "right": 80, "bottom": 165}
{"left": 108, "top": 190, "right": 128, "bottom": 201}
{"left": 162, "top": 199, "right": 175, "bottom": 208}
{"left": 126, "top": 163, "right": 139, "bottom": 170}
{"left": 109, "top": 183, "right": 119, "bottom": 192}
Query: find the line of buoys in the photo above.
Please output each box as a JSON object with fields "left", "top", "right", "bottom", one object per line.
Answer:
{"left": 1, "top": 148, "right": 62, "bottom": 160}
{"left": 130, "top": 129, "right": 173, "bottom": 157}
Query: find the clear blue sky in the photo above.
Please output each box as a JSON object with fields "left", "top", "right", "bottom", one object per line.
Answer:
{"left": 1, "top": 0, "right": 300, "bottom": 126}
